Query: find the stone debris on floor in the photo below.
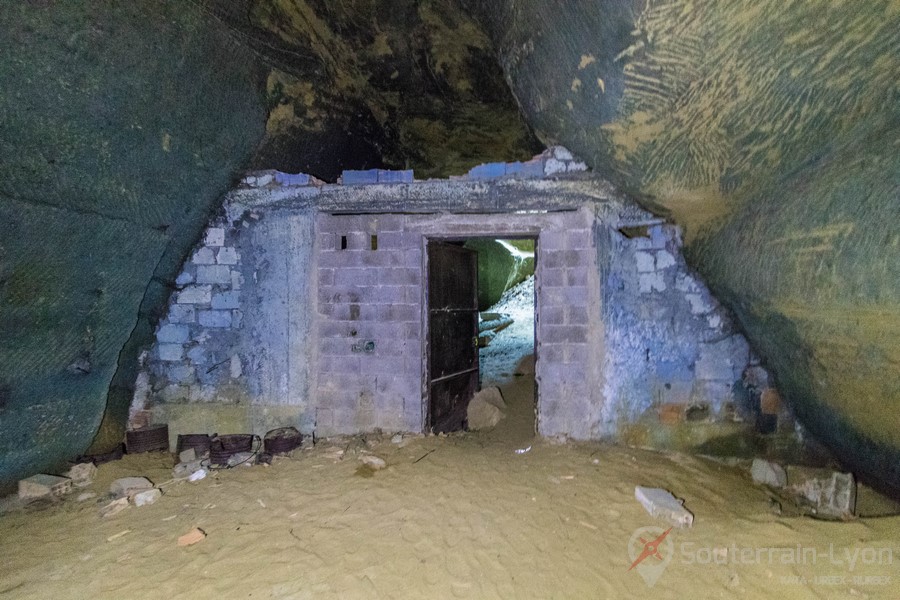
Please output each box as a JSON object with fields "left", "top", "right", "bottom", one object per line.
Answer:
{"left": 634, "top": 486, "right": 695, "bottom": 528}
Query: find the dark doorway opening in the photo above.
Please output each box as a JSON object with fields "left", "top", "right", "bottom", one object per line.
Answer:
{"left": 426, "top": 237, "right": 537, "bottom": 436}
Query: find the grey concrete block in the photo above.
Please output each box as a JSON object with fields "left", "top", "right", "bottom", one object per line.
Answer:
{"left": 543, "top": 325, "right": 587, "bottom": 344}
{"left": 634, "top": 486, "right": 694, "bottom": 528}
{"left": 204, "top": 228, "right": 225, "bottom": 247}
{"left": 176, "top": 285, "right": 212, "bottom": 305}
{"left": 655, "top": 250, "right": 677, "bottom": 270}
{"left": 635, "top": 251, "right": 655, "bottom": 273}
{"left": 198, "top": 310, "right": 232, "bottom": 328}
{"left": 196, "top": 265, "right": 231, "bottom": 285}
{"left": 216, "top": 247, "right": 240, "bottom": 265}
{"left": 192, "top": 247, "right": 216, "bottom": 265}
{"left": 639, "top": 272, "right": 667, "bottom": 293}
{"left": 157, "top": 324, "right": 190, "bottom": 344}
{"left": 158, "top": 344, "right": 184, "bottom": 362}
{"left": 168, "top": 305, "right": 196, "bottom": 324}
{"left": 211, "top": 291, "right": 240, "bottom": 310}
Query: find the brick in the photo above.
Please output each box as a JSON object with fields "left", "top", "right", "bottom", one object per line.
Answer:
{"left": 157, "top": 324, "right": 190, "bottom": 344}
{"left": 198, "top": 310, "right": 232, "bottom": 328}
{"left": 211, "top": 291, "right": 241, "bottom": 310}
{"left": 192, "top": 247, "right": 216, "bottom": 265}
{"left": 377, "top": 169, "right": 414, "bottom": 183}
{"left": 655, "top": 250, "right": 676, "bottom": 270}
{"left": 541, "top": 268, "right": 565, "bottom": 287}
{"left": 468, "top": 162, "right": 505, "bottom": 179}
{"left": 635, "top": 251, "right": 655, "bottom": 273}
{"left": 540, "top": 305, "right": 566, "bottom": 325}
{"left": 639, "top": 272, "right": 666, "bottom": 293}
{"left": 176, "top": 285, "right": 212, "bottom": 304}
{"left": 274, "top": 171, "right": 310, "bottom": 186}
{"left": 158, "top": 344, "right": 184, "bottom": 362}
{"left": 543, "top": 325, "right": 587, "bottom": 344}
{"left": 196, "top": 265, "right": 231, "bottom": 285}
{"left": 566, "top": 267, "right": 589, "bottom": 286}
{"left": 634, "top": 486, "right": 693, "bottom": 528}
{"left": 543, "top": 249, "right": 580, "bottom": 269}
{"left": 168, "top": 304, "right": 196, "bottom": 324}
{"left": 342, "top": 169, "right": 379, "bottom": 185}
{"left": 216, "top": 247, "right": 240, "bottom": 265}
{"left": 377, "top": 303, "right": 419, "bottom": 322}
{"left": 205, "top": 228, "right": 225, "bottom": 247}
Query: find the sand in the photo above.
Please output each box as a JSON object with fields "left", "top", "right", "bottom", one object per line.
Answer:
{"left": 2, "top": 281, "right": 898, "bottom": 598}
{"left": 1, "top": 374, "right": 898, "bottom": 599}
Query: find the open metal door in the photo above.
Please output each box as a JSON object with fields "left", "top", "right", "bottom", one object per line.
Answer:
{"left": 428, "top": 241, "right": 479, "bottom": 433}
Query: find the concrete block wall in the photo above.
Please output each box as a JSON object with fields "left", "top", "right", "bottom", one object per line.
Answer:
{"left": 313, "top": 208, "right": 602, "bottom": 438}
{"left": 597, "top": 217, "right": 780, "bottom": 441}
{"left": 138, "top": 146, "right": 789, "bottom": 452}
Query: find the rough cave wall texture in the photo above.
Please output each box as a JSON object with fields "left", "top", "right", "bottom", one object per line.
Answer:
{"left": 471, "top": 0, "right": 900, "bottom": 493}
{"left": 0, "top": 1, "right": 267, "bottom": 489}
{"left": 0, "top": 0, "right": 538, "bottom": 490}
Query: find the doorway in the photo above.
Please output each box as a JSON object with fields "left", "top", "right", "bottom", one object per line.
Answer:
{"left": 426, "top": 237, "right": 537, "bottom": 435}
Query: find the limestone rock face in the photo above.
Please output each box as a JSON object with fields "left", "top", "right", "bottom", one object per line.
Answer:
{"left": 472, "top": 0, "right": 900, "bottom": 495}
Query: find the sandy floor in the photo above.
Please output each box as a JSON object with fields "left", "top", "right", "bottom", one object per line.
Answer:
{"left": 2, "top": 373, "right": 898, "bottom": 600}
{"left": 2, "top": 285, "right": 897, "bottom": 599}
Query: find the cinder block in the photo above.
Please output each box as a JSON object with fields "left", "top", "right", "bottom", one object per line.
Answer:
{"left": 176, "top": 285, "right": 212, "bottom": 305}
{"left": 216, "top": 247, "right": 240, "bottom": 265}
{"left": 274, "top": 171, "right": 310, "bottom": 186}
{"left": 565, "top": 267, "right": 589, "bottom": 286}
{"left": 543, "top": 325, "right": 587, "bottom": 344}
{"left": 635, "top": 251, "right": 655, "bottom": 273}
{"left": 377, "top": 303, "right": 419, "bottom": 322}
{"left": 541, "top": 268, "right": 565, "bottom": 287}
{"left": 157, "top": 324, "right": 189, "bottom": 344}
{"left": 198, "top": 310, "right": 232, "bottom": 328}
{"left": 196, "top": 265, "right": 231, "bottom": 285}
{"left": 342, "top": 169, "right": 379, "bottom": 185}
{"left": 377, "top": 170, "right": 414, "bottom": 183}
{"left": 565, "top": 229, "right": 593, "bottom": 249}
{"left": 168, "top": 305, "right": 196, "bottom": 324}
{"left": 543, "top": 249, "right": 580, "bottom": 269}
{"left": 204, "top": 228, "right": 225, "bottom": 247}
{"left": 468, "top": 162, "right": 506, "bottom": 180}
{"left": 634, "top": 486, "right": 694, "bottom": 528}
{"left": 211, "top": 291, "right": 240, "bottom": 310}
{"left": 192, "top": 247, "right": 216, "bottom": 265}
{"left": 540, "top": 305, "right": 566, "bottom": 325}
{"left": 158, "top": 344, "right": 184, "bottom": 362}
{"left": 19, "top": 474, "right": 72, "bottom": 500}
{"left": 567, "top": 305, "right": 589, "bottom": 325}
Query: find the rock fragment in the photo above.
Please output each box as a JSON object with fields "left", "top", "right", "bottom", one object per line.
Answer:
{"left": 635, "top": 486, "right": 694, "bottom": 528}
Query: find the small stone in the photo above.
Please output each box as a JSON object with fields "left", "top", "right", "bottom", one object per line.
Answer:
{"left": 634, "top": 486, "right": 694, "bottom": 528}
{"left": 751, "top": 459, "right": 787, "bottom": 488}
{"left": 467, "top": 387, "right": 506, "bottom": 430}
{"left": 188, "top": 469, "right": 207, "bottom": 482}
{"left": 544, "top": 157, "right": 567, "bottom": 175}
{"left": 391, "top": 434, "right": 403, "bottom": 444}
{"left": 76, "top": 492, "right": 96, "bottom": 502}
{"left": 173, "top": 459, "right": 204, "bottom": 478}
{"left": 552, "top": 146, "right": 574, "bottom": 161}
{"left": 359, "top": 455, "right": 386, "bottom": 470}
{"left": 110, "top": 477, "right": 154, "bottom": 498}
{"left": 65, "top": 462, "right": 97, "bottom": 487}
{"left": 177, "top": 527, "right": 206, "bottom": 547}
{"left": 100, "top": 497, "right": 130, "bottom": 518}
{"left": 18, "top": 474, "right": 72, "bottom": 501}
{"left": 178, "top": 448, "right": 197, "bottom": 463}
{"left": 133, "top": 489, "right": 162, "bottom": 507}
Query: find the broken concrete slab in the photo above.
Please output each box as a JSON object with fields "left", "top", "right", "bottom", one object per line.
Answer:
{"left": 751, "top": 458, "right": 787, "bottom": 488}
{"left": 635, "top": 486, "right": 694, "bottom": 528}
{"left": 787, "top": 467, "right": 856, "bottom": 518}
{"left": 110, "top": 477, "right": 154, "bottom": 498}
{"left": 173, "top": 459, "right": 204, "bottom": 478}
{"left": 18, "top": 474, "right": 73, "bottom": 501}
{"left": 65, "top": 462, "right": 97, "bottom": 487}
{"left": 100, "top": 497, "right": 130, "bottom": 518}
